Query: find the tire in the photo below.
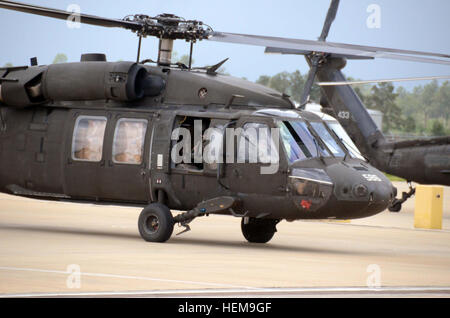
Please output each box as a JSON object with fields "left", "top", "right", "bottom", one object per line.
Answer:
{"left": 138, "top": 203, "right": 174, "bottom": 243}
{"left": 388, "top": 202, "right": 402, "bottom": 212}
{"left": 241, "top": 217, "right": 278, "bottom": 243}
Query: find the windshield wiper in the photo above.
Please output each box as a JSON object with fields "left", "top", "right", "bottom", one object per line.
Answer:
{"left": 313, "top": 138, "right": 326, "bottom": 164}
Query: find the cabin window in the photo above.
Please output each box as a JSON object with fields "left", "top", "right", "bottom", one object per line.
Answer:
{"left": 112, "top": 118, "right": 148, "bottom": 165}
{"left": 72, "top": 116, "right": 107, "bottom": 162}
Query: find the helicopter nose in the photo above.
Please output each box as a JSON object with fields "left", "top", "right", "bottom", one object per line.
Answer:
{"left": 325, "top": 161, "right": 395, "bottom": 218}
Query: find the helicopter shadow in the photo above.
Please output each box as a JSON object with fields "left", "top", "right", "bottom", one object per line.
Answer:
{"left": 169, "top": 237, "right": 378, "bottom": 256}
{"left": 0, "top": 223, "right": 138, "bottom": 241}
{"left": 0, "top": 223, "right": 382, "bottom": 256}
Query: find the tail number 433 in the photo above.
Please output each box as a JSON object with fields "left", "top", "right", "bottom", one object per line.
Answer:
{"left": 338, "top": 111, "right": 350, "bottom": 119}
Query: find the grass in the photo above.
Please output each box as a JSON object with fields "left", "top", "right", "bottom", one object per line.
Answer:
{"left": 385, "top": 173, "right": 406, "bottom": 182}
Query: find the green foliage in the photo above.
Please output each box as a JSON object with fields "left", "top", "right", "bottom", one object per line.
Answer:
{"left": 430, "top": 120, "right": 445, "bottom": 136}
{"left": 404, "top": 116, "right": 416, "bottom": 133}
{"left": 267, "top": 71, "right": 291, "bottom": 94}
{"left": 3, "top": 62, "right": 13, "bottom": 67}
{"left": 52, "top": 53, "right": 68, "bottom": 64}
{"left": 256, "top": 75, "right": 271, "bottom": 87}
{"left": 178, "top": 54, "right": 193, "bottom": 66}
{"left": 384, "top": 173, "right": 406, "bottom": 182}
{"left": 256, "top": 70, "right": 320, "bottom": 103}
{"left": 388, "top": 80, "right": 449, "bottom": 135}
{"left": 365, "top": 83, "right": 403, "bottom": 133}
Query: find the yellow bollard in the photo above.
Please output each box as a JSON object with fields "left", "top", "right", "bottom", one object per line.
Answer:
{"left": 414, "top": 185, "right": 444, "bottom": 230}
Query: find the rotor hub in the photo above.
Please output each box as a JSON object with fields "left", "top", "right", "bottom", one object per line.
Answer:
{"left": 122, "top": 13, "right": 212, "bottom": 42}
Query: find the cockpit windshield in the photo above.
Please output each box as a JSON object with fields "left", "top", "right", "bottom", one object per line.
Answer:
{"left": 278, "top": 119, "right": 352, "bottom": 164}
{"left": 310, "top": 122, "right": 346, "bottom": 157}
{"left": 326, "top": 121, "right": 366, "bottom": 160}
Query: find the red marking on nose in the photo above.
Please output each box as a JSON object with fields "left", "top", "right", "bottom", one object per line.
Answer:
{"left": 301, "top": 200, "right": 312, "bottom": 210}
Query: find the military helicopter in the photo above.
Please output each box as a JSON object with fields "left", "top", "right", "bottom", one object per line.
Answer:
{"left": 0, "top": 0, "right": 445, "bottom": 243}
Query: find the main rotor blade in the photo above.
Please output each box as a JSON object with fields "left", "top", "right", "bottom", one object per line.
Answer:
{"left": 208, "top": 32, "right": 450, "bottom": 65}
{"left": 265, "top": 47, "right": 374, "bottom": 60}
{"left": 0, "top": 0, "right": 141, "bottom": 30}
{"left": 319, "top": 0, "right": 340, "bottom": 41}
{"left": 317, "top": 75, "right": 450, "bottom": 86}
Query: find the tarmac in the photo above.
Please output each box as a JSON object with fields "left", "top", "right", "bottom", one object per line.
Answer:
{"left": 0, "top": 182, "right": 449, "bottom": 297}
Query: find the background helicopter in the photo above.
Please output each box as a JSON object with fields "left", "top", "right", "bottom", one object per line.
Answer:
{"left": 0, "top": 0, "right": 447, "bottom": 242}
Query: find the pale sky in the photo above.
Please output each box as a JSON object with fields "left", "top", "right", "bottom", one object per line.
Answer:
{"left": 1, "top": 0, "right": 449, "bottom": 89}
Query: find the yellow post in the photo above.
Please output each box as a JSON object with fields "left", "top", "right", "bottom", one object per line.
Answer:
{"left": 414, "top": 185, "right": 444, "bottom": 230}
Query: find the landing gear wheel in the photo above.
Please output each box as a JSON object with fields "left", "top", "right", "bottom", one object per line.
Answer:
{"left": 388, "top": 201, "right": 402, "bottom": 212}
{"left": 241, "top": 217, "right": 278, "bottom": 243}
{"left": 138, "top": 203, "right": 174, "bottom": 242}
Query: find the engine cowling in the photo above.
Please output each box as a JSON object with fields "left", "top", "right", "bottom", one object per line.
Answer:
{"left": 0, "top": 61, "right": 165, "bottom": 107}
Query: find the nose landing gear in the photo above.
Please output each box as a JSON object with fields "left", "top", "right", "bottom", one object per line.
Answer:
{"left": 241, "top": 217, "right": 280, "bottom": 243}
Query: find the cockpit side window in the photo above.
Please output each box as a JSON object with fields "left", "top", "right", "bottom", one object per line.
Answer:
{"left": 237, "top": 122, "right": 279, "bottom": 164}
{"left": 309, "top": 122, "right": 346, "bottom": 157}
{"left": 72, "top": 116, "right": 107, "bottom": 162}
{"left": 278, "top": 122, "right": 307, "bottom": 163}
{"left": 289, "top": 121, "right": 330, "bottom": 157}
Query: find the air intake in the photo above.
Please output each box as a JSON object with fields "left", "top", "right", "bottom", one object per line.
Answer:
{"left": 80, "top": 53, "right": 107, "bottom": 62}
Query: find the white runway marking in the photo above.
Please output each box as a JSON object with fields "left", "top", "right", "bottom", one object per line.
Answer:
{"left": 0, "top": 196, "right": 142, "bottom": 210}
{"left": 1, "top": 286, "right": 450, "bottom": 298}
{"left": 0, "top": 266, "right": 257, "bottom": 290}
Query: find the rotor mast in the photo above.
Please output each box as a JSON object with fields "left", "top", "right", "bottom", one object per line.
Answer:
{"left": 158, "top": 39, "right": 174, "bottom": 66}
{"left": 300, "top": 0, "right": 340, "bottom": 108}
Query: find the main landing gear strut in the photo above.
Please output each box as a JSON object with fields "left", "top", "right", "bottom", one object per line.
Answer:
{"left": 137, "top": 196, "right": 280, "bottom": 243}
{"left": 138, "top": 196, "right": 239, "bottom": 243}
